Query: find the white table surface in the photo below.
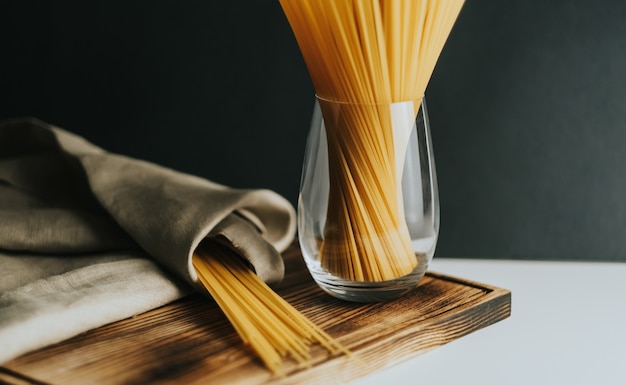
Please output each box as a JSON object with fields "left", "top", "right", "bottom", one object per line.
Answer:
{"left": 353, "top": 258, "right": 626, "bottom": 385}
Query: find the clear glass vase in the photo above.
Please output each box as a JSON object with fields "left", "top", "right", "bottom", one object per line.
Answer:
{"left": 298, "top": 97, "right": 439, "bottom": 302}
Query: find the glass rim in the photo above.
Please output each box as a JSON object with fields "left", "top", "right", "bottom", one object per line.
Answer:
{"left": 315, "top": 95, "right": 424, "bottom": 106}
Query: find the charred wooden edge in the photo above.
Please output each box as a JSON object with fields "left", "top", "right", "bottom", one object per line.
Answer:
{"left": 0, "top": 367, "right": 50, "bottom": 385}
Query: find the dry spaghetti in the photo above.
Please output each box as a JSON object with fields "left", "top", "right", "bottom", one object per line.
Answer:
{"left": 279, "top": 0, "right": 464, "bottom": 282}
{"left": 192, "top": 243, "right": 350, "bottom": 376}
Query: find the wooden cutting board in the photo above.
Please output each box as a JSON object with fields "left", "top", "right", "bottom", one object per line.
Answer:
{"left": 0, "top": 243, "right": 511, "bottom": 385}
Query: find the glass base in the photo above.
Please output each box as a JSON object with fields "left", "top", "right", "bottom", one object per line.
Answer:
{"left": 304, "top": 253, "right": 429, "bottom": 302}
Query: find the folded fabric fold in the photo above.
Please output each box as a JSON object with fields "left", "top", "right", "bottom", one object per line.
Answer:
{"left": 0, "top": 117, "right": 297, "bottom": 364}
{"left": 0, "top": 251, "right": 189, "bottom": 364}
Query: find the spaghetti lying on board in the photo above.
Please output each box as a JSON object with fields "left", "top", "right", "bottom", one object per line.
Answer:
{"left": 193, "top": 243, "right": 350, "bottom": 376}
{"left": 279, "top": 0, "right": 465, "bottom": 282}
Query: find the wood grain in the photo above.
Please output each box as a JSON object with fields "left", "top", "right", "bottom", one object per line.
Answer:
{"left": 0, "top": 242, "right": 511, "bottom": 385}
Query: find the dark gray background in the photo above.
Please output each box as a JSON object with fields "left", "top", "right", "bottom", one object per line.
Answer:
{"left": 2, "top": 1, "right": 625, "bottom": 261}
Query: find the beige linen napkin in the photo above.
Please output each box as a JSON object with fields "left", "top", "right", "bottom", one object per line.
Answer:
{"left": 0, "top": 117, "right": 296, "bottom": 363}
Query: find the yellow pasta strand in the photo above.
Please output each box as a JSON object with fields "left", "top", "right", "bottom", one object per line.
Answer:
{"left": 192, "top": 243, "right": 350, "bottom": 376}
{"left": 280, "top": 0, "right": 464, "bottom": 282}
